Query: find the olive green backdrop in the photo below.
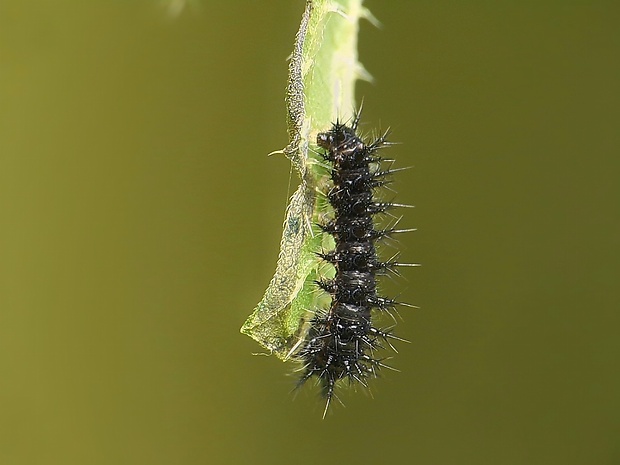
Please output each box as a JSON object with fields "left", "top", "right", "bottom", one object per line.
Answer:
{"left": 1, "top": 1, "right": 618, "bottom": 464}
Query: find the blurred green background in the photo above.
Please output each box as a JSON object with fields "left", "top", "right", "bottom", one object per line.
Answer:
{"left": 1, "top": 1, "right": 619, "bottom": 464}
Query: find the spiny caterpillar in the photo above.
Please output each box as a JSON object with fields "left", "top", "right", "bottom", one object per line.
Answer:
{"left": 294, "top": 112, "right": 415, "bottom": 416}
{"left": 240, "top": 0, "right": 415, "bottom": 417}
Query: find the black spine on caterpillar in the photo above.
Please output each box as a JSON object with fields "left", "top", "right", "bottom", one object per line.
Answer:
{"left": 296, "top": 114, "right": 411, "bottom": 415}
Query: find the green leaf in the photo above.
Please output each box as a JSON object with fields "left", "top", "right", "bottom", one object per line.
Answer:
{"left": 241, "top": 0, "right": 371, "bottom": 359}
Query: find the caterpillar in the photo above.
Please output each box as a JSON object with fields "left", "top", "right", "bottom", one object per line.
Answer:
{"left": 240, "top": 0, "right": 415, "bottom": 417}
{"left": 294, "top": 112, "right": 415, "bottom": 416}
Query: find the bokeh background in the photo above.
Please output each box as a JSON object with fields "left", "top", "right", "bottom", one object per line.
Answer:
{"left": 1, "top": 1, "right": 619, "bottom": 464}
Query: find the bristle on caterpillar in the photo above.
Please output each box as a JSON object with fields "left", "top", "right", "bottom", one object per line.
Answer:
{"left": 293, "top": 114, "right": 412, "bottom": 417}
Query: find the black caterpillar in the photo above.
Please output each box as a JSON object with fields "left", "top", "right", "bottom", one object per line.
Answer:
{"left": 296, "top": 114, "right": 413, "bottom": 415}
